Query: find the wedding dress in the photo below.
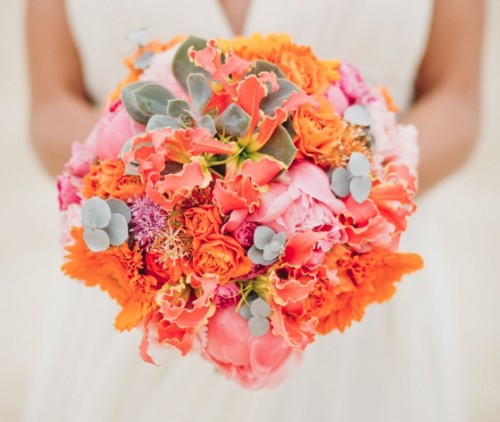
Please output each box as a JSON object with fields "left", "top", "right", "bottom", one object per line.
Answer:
{"left": 25, "top": 1, "right": 465, "bottom": 421}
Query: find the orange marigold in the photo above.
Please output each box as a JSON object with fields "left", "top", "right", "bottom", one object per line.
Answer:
{"left": 82, "top": 159, "right": 145, "bottom": 201}
{"left": 218, "top": 33, "right": 340, "bottom": 95}
{"left": 293, "top": 98, "right": 372, "bottom": 169}
{"left": 308, "top": 245, "right": 423, "bottom": 334}
{"left": 62, "top": 227, "right": 159, "bottom": 331}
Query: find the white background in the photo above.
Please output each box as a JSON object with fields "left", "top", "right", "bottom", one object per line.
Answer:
{"left": 0, "top": 1, "right": 499, "bottom": 420}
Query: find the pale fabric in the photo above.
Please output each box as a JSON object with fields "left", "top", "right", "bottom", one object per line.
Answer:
{"left": 25, "top": 1, "right": 465, "bottom": 421}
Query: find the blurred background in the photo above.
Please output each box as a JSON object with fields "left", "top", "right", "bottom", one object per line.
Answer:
{"left": 0, "top": 1, "right": 499, "bottom": 421}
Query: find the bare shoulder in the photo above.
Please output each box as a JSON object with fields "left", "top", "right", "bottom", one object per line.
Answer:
{"left": 416, "top": 0, "right": 484, "bottom": 98}
{"left": 26, "top": 0, "right": 87, "bottom": 101}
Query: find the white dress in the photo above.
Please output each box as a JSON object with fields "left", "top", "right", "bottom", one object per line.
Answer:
{"left": 25, "top": 1, "right": 465, "bottom": 421}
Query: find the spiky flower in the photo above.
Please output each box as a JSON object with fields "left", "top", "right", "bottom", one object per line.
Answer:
{"left": 129, "top": 196, "right": 167, "bottom": 248}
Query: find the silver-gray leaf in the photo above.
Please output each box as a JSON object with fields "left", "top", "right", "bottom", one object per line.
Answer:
{"left": 253, "top": 226, "right": 276, "bottom": 250}
{"left": 82, "top": 197, "right": 111, "bottom": 229}
{"left": 344, "top": 105, "right": 371, "bottom": 127}
{"left": 83, "top": 228, "right": 110, "bottom": 253}
{"left": 104, "top": 214, "right": 129, "bottom": 246}
{"left": 187, "top": 73, "right": 212, "bottom": 117}
{"left": 330, "top": 168, "right": 351, "bottom": 198}
{"left": 239, "top": 304, "right": 252, "bottom": 321}
{"left": 250, "top": 298, "right": 271, "bottom": 318}
{"left": 213, "top": 103, "right": 251, "bottom": 138}
{"left": 347, "top": 152, "right": 370, "bottom": 177}
{"left": 350, "top": 175, "right": 372, "bottom": 204}
{"left": 107, "top": 199, "right": 131, "bottom": 223}
{"left": 248, "top": 316, "right": 270, "bottom": 337}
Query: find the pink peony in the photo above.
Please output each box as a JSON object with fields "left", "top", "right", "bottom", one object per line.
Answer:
{"left": 250, "top": 161, "right": 346, "bottom": 266}
{"left": 140, "top": 48, "right": 186, "bottom": 98}
{"left": 85, "top": 100, "right": 145, "bottom": 161}
{"left": 326, "top": 84, "right": 349, "bottom": 115}
{"left": 201, "top": 305, "right": 301, "bottom": 390}
{"left": 57, "top": 173, "right": 82, "bottom": 211}
{"left": 339, "top": 63, "right": 381, "bottom": 104}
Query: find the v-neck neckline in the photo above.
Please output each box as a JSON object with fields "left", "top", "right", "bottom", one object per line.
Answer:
{"left": 214, "top": 0, "right": 255, "bottom": 37}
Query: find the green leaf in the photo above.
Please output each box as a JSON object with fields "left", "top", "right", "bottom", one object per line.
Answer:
{"left": 187, "top": 74, "right": 213, "bottom": 116}
{"left": 172, "top": 36, "right": 210, "bottom": 91}
{"left": 121, "top": 82, "right": 174, "bottom": 125}
{"left": 260, "top": 79, "right": 300, "bottom": 116}
{"left": 257, "top": 125, "right": 297, "bottom": 168}
{"left": 247, "top": 60, "right": 285, "bottom": 78}
{"left": 166, "top": 99, "right": 191, "bottom": 118}
{"left": 146, "top": 115, "right": 182, "bottom": 131}
{"left": 214, "top": 103, "right": 251, "bottom": 138}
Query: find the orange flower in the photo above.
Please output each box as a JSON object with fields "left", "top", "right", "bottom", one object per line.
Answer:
{"left": 292, "top": 98, "right": 371, "bottom": 169}
{"left": 62, "top": 227, "right": 158, "bottom": 331}
{"left": 144, "top": 252, "right": 184, "bottom": 286}
{"left": 191, "top": 233, "right": 253, "bottom": 284}
{"left": 183, "top": 205, "right": 223, "bottom": 238}
{"left": 308, "top": 245, "right": 423, "bottom": 334}
{"left": 82, "top": 160, "right": 144, "bottom": 201}
{"left": 218, "top": 33, "right": 340, "bottom": 95}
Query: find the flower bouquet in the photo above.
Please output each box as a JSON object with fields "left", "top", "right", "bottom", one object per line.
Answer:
{"left": 58, "top": 33, "right": 423, "bottom": 389}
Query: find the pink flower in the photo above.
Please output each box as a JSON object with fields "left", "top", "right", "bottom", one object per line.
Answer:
{"left": 59, "top": 203, "right": 81, "bottom": 246}
{"left": 339, "top": 63, "right": 381, "bottom": 104}
{"left": 250, "top": 161, "right": 346, "bottom": 266}
{"left": 85, "top": 100, "right": 144, "bottom": 161}
{"left": 233, "top": 220, "right": 258, "bottom": 248}
{"left": 326, "top": 84, "right": 349, "bottom": 115}
{"left": 213, "top": 284, "right": 241, "bottom": 308}
{"left": 140, "top": 48, "right": 186, "bottom": 98}
{"left": 65, "top": 142, "right": 95, "bottom": 177}
{"left": 57, "top": 173, "right": 82, "bottom": 211}
{"left": 200, "top": 305, "right": 301, "bottom": 390}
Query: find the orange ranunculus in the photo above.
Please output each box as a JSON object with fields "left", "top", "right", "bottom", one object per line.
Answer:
{"left": 307, "top": 245, "right": 423, "bottom": 334}
{"left": 183, "top": 205, "right": 223, "bottom": 238}
{"left": 82, "top": 160, "right": 144, "bottom": 201}
{"left": 191, "top": 234, "right": 253, "bottom": 284}
{"left": 62, "top": 227, "right": 159, "bottom": 331}
{"left": 292, "top": 98, "right": 371, "bottom": 169}
{"left": 218, "top": 33, "right": 340, "bottom": 95}
{"left": 144, "top": 252, "right": 184, "bottom": 286}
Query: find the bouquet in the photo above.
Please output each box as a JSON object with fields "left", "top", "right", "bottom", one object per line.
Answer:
{"left": 58, "top": 33, "right": 423, "bottom": 389}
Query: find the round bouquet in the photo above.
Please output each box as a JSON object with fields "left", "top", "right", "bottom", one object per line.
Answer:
{"left": 58, "top": 33, "right": 423, "bottom": 389}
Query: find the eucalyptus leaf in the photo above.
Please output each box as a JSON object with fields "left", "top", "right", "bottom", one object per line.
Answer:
{"left": 350, "top": 176, "right": 372, "bottom": 204}
{"left": 187, "top": 74, "right": 213, "bottom": 116}
{"left": 166, "top": 99, "right": 191, "bottom": 118}
{"left": 107, "top": 199, "right": 131, "bottom": 223}
{"left": 347, "top": 152, "right": 370, "bottom": 177}
{"left": 248, "top": 245, "right": 269, "bottom": 265}
{"left": 172, "top": 36, "right": 210, "bottom": 91}
{"left": 82, "top": 197, "right": 112, "bottom": 229}
{"left": 254, "top": 226, "right": 276, "bottom": 249}
{"left": 214, "top": 103, "right": 251, "bottom": 138}
{"left": 260, "top": 79, "right": 300, "bottom": 116}
{"left": 330, "top": 168, "right": 351, "bottom": 198}
{"left": 146, "top": 115, "right": 182, "bottom": 131}
{"left": 258, "top": 125, "right": 297, "bottom": 168}
{"left": 344, "top": 105, "right": 371, "bottom": 127}
{"left": 248, "top": 316, "right": 270, "bottom": 337}
{"left": 239, "top": 304, "right": 252, "bottom": 321}
{"left": 104, "top": 214, "right": 129, "bottom": 246}
{"left": 250, "top": 298, "right": 271, "bottom": 318}
{"left": 83, "top": 228, "right": 110, "bottom": 253}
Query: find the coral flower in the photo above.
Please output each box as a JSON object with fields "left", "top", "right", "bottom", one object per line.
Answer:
{"left": 201, "top": 305, "right": 302, "bottom": 390}
{"left": 183, "top": 205, "right": 223, "bottom": 238}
